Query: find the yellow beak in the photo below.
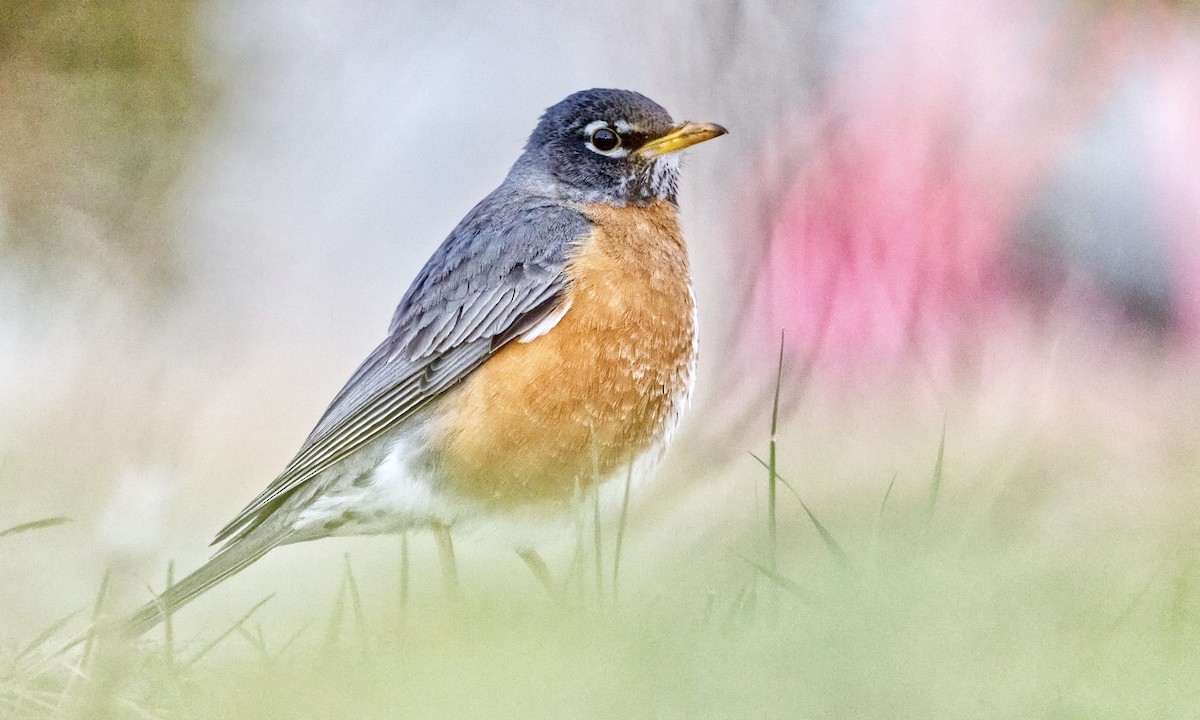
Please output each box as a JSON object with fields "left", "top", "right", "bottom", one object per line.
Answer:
{"left": 634, "top": 121, "right": 728, "bottom": 158}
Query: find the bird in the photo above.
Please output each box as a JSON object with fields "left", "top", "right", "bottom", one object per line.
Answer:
{"left": 124, "top": 88, "right": 726, "bottom": 636}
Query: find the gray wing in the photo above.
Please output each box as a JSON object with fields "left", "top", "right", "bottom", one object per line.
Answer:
{"left": 212, "top": 189, "right": 591, "bottom": 546}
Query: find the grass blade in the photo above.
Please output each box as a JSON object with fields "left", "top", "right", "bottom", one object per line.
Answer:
{"left": 770, "top": 332, "right": 786, "bottom": 438}
{"left": 13, "top": 611, "right": 80, "bottom": 664}
{"left": 799, "top": 499, "right": 850, "bottom": 570}
{"left": 572, "top": 477, "right": 585, "bottom": 607}
{"left": 343, "top": 553, "right": 371, "bottom": 660}
{"left": 878, "top": 472, "right": 899, "bottom": 523}
{"left": 590, "top": 437, "right": 604, "bottom": 607}
{"left": 398, "top": 531, "right": 410, "bottom": 639}
{"left": 768, "top": 332, "right": 785, "bottom": 574}
{"left": 750, "top": 453, "right": 851, "bottom": 571}
{"left": 182, "top": 594, "right": 274, "bottom": 669}
{"left": 78, "top": 568, "right": 111, "bottom": 674}
{"left": 926, "top": 422, "right": 947, "bottom": 524}
{"left": 163, "top": 560, "right": 175, "bottom": 672}
{"left": 722, "top": 585, "right": 750, "bottom": 630}
{"left": 611, "top": 461, "right": 633, "bottom": 607}
{"left": 235, "top": 623, "right": 269, "bottom": 661}
{"left": 322, "top": 573, "right": 348, "bottom": 659}
{"left": 871, "top": 473, "right": 900, "bottom": 565}
{"left": 276, "top": 622, "right": 311, "bottom": 656}
{"left": 0, "top": 517, "right": 71, "bottom": 539}
{"left": 733, "top": 551, "right": 815, "bottom": 603}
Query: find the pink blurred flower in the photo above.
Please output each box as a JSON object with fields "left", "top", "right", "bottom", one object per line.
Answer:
{"left": 738, "top": 0, "right": 1200, "bottom": 383}
{"left": 1142, "top": 15, "right": 1200, "bottom": 344}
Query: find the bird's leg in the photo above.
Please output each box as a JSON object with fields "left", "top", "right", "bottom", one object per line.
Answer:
{"left": 517, "top": 548, "right": 558, "bottom": 601}
{"left": 431, "top": 522, "right": 459, "bottom": 599}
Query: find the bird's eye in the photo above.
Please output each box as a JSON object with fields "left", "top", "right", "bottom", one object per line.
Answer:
{"left": 589, "top": 127, "right": 621, "bottom": 153}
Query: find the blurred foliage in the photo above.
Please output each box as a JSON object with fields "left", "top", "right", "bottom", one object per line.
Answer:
{"left": 0, "top": 0, "right": 207, "bottom": 291}
{"left": 5, "top": 444, "right": 1200, "bottom": 719}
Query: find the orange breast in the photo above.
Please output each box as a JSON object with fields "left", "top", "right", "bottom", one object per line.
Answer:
{"left": 431, "top": 200, "right": 696, "bottom": 505}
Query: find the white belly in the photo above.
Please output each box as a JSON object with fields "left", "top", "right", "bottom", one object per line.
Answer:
{"left": 288, "top": 424, "right": 665, "bottom": 550}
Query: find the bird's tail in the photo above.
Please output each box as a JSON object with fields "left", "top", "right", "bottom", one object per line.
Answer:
{"left": 124, "top": 526, "right": 294, "bottom": 639}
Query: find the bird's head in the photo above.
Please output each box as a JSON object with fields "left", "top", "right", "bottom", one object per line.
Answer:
{"left": 514, "top": 88, "right": 726, "bottom": 206}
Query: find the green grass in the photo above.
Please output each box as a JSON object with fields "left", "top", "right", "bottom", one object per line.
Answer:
{"left": 3, "top": 410, "right": 1200, "bottom": 718}
{"left": 3, "top": 449, "right": 1198, "bottom": 719}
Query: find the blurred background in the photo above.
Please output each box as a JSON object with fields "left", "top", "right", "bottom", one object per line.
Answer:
{"left": 2, "top": 0, "right": 1200, "bottom": 647}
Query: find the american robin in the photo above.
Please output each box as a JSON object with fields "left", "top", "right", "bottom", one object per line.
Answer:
{"left": 126, "top": 88, "right": 726, "bottom": 635}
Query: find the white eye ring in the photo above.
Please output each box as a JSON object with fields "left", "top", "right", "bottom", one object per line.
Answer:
{"left": 583, "top": 120, "right": 627, "bottom": 157}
